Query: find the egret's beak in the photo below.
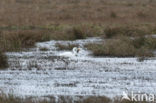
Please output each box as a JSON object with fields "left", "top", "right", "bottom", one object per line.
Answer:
{"left": 77, "top": 48, "right": 80, "bottom": 53}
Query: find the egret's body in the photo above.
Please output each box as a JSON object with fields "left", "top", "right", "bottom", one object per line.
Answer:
{"left": 59, "top": 47, "right": 79, "bottom": 57}
{"left": 59, "top": 47, "right": 80, "bottom": 69}
{"left": 59, "top": 51, "right": 75, "bottom": 58}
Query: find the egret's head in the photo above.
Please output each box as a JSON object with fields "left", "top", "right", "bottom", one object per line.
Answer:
{"left": 73, "top": 47, "right": 80, "bottom": 54}
{"left": 77, "top": 48, "right": 80, "bottom": 53}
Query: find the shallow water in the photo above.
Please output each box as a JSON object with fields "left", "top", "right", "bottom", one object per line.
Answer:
{"left": 0, "top": 37, "right": 156, "bottom": 98}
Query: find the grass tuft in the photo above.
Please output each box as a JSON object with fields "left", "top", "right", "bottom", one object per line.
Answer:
{"left": 0, "top": 51, "right": 8, "bottom": 69}
{"left": 137, "top": 11, "right": 147, "bottom": 18}
{"left": 0, "top": 30, "right": 52, "bottom": 52}
{"left": 104, "top": 26, "right": 148, "bottom": 38}
{"left": 110, "top": 11, "right": 118, "bottom": 18}
{"left": 72, "top": 27, "right": 87, "bottom": 39}
{"left": 80, "top": 96, "right": 111, "bottom": 103}
{"left": 86, "top": 36, "right": 155, "bottom": 58}
{"left": 39, "top": 47, "right": 49, "bottom": 51}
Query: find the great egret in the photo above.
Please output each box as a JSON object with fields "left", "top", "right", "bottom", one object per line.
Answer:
{"left": 59, "top": 47, "right": 80, "bottom": 69}
{"left": 59, "top": 47, "right": 80, "bottom": 57}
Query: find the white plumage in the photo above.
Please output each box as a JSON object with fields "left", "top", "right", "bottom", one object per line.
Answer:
{"left": 59, "top": 47, "right": 80, "bottom": 69}
{"left": 59, "top": 51, "right": 75, "bottom": 58}
{"left": 59, "top": 47, "right": 80, "bottom": 58}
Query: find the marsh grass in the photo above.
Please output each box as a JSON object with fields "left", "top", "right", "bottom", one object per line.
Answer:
{"left": 72, "top": 27, "right": 87, "bottom": 39}
{"left": 0, "top": 93, "right": 151, "bottom": 103}
{"left": 80, "top": 96, "right": 111, "bottom": 103}
{"left": 0, "top": 24, "right": 155, "bottom": 53}
{"left": 86, "top": 36, "right": 156, "bottom": 57}
{"left": 1, "top": 0, "right": 156, "bottom": 68}
{"left": 0, "top": 92, "right": 112, "bottom": 103}
{"left": 0, "top": 25, "right": 99, "bottom": 52}
{"left": 65, "top": 25, "right": 103, "bottom": 40}
{"left": 39, "top": 47, "right": 49, "bottom": 51}
{"left": 0, "top": 52, "right": 8, "bottom": 69}
{"left": 0, "top": 94, "right": 21, "bottom": 103}
{"left": 0, "top": 24, "right": 103, "bottom": 69}
{"left": 104, "top": 26, "right": 149, "bottom": 38}
{"left": 86, "top": 40, "right": 137, "bottom": 57}
{"left": 0, "top": 93, "right": 55, "bottom": 103}
{"left": 137, "top": 11, "right": 147, "bottom": 18}
{"left": 0, "top": 25, "right": 156, "bottom": 69}
{"left": 0, "top": 29, "right": 53, "bottom": 52}
{"left": 1, "top": 0, "right": 156, "bottom": 26}
{"left": 110, "top": 11, "right": 118, "bottom": 18}
{"left": 133, "top": 36, "right": 156, "bottom": 50}
{"left": 114, "top": 97, "right": 149, "bottom": 103}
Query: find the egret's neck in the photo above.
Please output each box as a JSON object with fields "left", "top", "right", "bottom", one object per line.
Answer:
{"left": 73, "top": 48, "right": 78, "bottom": 55}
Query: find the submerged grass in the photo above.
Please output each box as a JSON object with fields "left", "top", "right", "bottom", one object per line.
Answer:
{"left": 39, "top": 47, "right": 49, "bottom": 51}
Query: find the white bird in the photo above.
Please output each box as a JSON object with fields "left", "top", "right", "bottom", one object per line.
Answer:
{"left": 59, "top": 47, "right": 80, "bottom": 57}
{"left": 59, "top": 47, "right": 80, "bottom": 69}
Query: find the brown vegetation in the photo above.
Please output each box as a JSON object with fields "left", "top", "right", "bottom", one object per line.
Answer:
{"left": 0, "top": 93, "right": 150, "bottom": 103}
{"left": 104, "top": 25, "right": 155, "bottom": 38}
{"left": 39, "top": 47, "right": 49, "bottom": 51}
{"left": 0, "top": 51, "right": 8, "bottom": 69}
{"left": 0, "top": 29, "right": 52, "bottom": 52}
{"left": 56, "top": 43, "right": 79, "bottom": 50}
{"left": 86, "top": 36, "right": 156, "bottom": 57}
{"left": 0, "top": 0, "right": 156, "bottom": 68}
{"left": 0, "top": 25, "right": 97, "bottom": 52}
{"left": 0, "top": 0, "right": 156, "bottom": 51}
{"left": 0, "top": 0, "right": 156, "bottom": 26}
